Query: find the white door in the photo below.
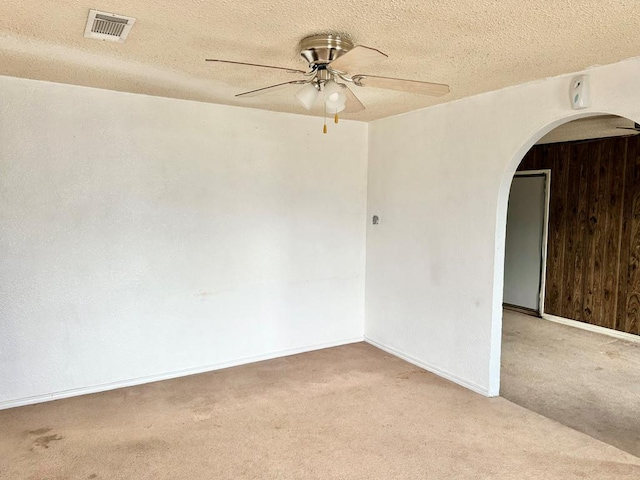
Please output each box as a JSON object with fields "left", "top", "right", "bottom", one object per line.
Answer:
{"left": 503, "top": 173, "right": 548, "bottom": 313}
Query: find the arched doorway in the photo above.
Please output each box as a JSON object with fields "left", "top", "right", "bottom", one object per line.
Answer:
{"left": 497, "top": 114, "right": 640, "bottom": 456}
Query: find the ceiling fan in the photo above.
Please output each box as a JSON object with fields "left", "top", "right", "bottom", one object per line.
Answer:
{"left": 206, "top": 34, "right": 450, "bottom": 132}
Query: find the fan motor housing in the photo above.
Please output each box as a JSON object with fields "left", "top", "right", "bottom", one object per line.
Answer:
{"left": 299, "top": 34, "right": 353, "bottom": 67}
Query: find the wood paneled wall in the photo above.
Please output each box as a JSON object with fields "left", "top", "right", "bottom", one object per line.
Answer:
{"left": 517, "top": 134, "right": 640, "bottom": 335}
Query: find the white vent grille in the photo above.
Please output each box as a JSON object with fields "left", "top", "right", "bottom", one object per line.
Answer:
{"left": 84, "top": 10, "right": 136, "bottom": 43}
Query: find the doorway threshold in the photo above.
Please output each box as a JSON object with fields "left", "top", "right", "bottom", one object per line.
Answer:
{"left": 503, "top": 303, "right": 540, "bottom": 318}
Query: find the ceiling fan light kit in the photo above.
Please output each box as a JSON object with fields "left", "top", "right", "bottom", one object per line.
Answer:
{"left": 206, "top": 34, "right": 450, "bottom": 133}
{"left": 322, "top": 81, "right": 347, "bottom": 113}
{"left": 295, "top": 83, "right": 320, "bottom": 110}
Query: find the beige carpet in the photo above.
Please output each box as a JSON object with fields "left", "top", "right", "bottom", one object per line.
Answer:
{"left": 501, "top": 309, "right": 640, "bottom": 457}
{"left": 1, "top": 342, "right": 639, "bottom": 479}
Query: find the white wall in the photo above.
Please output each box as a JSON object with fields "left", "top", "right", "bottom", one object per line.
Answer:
{"left": 4, "top": 56, "right": 640, "bottom": 408}
{"left": 365, "top": 57, "right": 640, "bottom": 396}
{"left": 0, "top": 76, "right": 368, "bottom": 408}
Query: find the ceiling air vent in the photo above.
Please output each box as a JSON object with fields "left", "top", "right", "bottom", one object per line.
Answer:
{"left": 84, "top": 10, "right": 136, "bottom": 43}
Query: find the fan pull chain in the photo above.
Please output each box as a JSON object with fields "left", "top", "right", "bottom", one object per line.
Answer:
{"left": 334, "top": 112, "right": 339, "bottom": 124}
{"left": 323, "top": 103, "right": 327, "bottom": 134}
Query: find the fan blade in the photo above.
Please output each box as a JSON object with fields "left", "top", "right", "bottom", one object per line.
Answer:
{"left": 206, "top": 59, "right": 306, "bottom": 75}
{"left": 616, "top": 123, "right": 640, "bottom": 131}
{"left": 236, "top": 80, "right": 307, "bottom": 98}
{"left": 342, "top": 85, "right": 366, "bottom": 113}
{"left": 352, "top": 74, "right": 449, "bottom": 96}
{"left": 329, "top": 46, "right": 388, "bottom": 74}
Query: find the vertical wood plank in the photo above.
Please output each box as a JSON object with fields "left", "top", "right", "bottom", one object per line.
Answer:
{"left": 615, "top": 138, "right": 632, "bottom": 331}
{"left": 531, "top": 146, "right": 542, "bottom": 170}
{"left": 594, "top": 139, "right": 613, "bottom": 328}
{"left": 582, "top": 141, "right": 602, "bottom": 325}
{"left": 561, "top": 144, "right": 581, "bottom": 318}
{"left": 602, "top": 139, "right": 624, "bottom": 329}
{"left": 543, "top": 144, "right": 569, "bottom": 316}
{"left": 572, "top": 144, "right": 589, "bottom": 321}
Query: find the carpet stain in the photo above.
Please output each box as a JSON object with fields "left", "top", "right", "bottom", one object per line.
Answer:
{"left": 395, "top": 369, "right": 424, "bottom": 380}
{"left": 32, "top": 434, "right": 62, "bottom": 450}
{"left": 88, "top": 475, "right": 97, "bottom": 479}
{"left": 27, "top": 427, "right": 51, "bottom": 435}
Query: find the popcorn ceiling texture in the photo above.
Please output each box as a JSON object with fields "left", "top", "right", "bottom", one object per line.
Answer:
{"left": 1, "top": 0, "right": 640, "bottom": 121}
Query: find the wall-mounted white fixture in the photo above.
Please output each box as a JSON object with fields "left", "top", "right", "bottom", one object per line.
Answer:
{"left": 570, "top": 75, "right": 590, "bottom": 110}
{"left": 84, "top": 10, "right": 136, "bottom": 43}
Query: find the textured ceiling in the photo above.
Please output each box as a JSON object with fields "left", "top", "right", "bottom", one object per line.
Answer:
{"left": 537, "top": 116, "right": 639, "bottom": 144}
{"left": 1, "top": 1, "right": 640, "bottom": 121}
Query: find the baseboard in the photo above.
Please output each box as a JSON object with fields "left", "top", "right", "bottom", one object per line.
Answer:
{"left": 364, "top": 336, "right": 490, "bottom": 397}
{"left": 542, "top": 314, "right": 640, "bottom": 344}
{"left": 0, "top": 336, "right": 365, "bottom": 411}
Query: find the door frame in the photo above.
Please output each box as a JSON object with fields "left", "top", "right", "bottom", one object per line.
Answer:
{"left": 507, "top": 169, "right": 551, "bottom": 316}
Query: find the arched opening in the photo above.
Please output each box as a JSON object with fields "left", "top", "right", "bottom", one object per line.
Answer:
{"left": 495, "top": 113, "right": 640, "bottom": 456}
